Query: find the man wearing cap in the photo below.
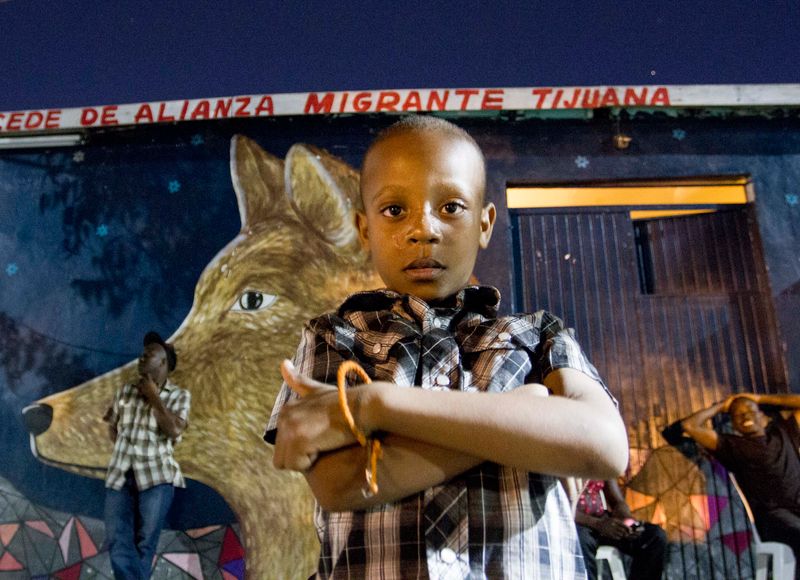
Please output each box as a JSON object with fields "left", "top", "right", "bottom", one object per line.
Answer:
{"left": 103, "top": 331, "right": 191, "bottom": 580}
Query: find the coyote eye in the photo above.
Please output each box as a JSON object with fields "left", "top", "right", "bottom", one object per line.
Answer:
{"left": 231, "top": 291, "right": 277, "bottom": 312}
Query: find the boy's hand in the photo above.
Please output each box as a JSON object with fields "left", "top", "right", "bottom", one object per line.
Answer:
{"left": 273, "top": 360, "right": 362, "bottom": 472}
{"left": 279, "top": 359, "right": 332, "bottom": 397}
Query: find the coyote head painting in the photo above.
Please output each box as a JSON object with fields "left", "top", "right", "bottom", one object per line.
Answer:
{"left": 23, "top": 135, "right": 382, "bottom": 578}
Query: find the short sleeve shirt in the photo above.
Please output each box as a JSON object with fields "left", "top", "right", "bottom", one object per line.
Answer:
{"left": 105, "top": 379, "right": 191, "bottom": 491}
{"left": 266, "top": 286, "right": 614, "bottom": 579}
{"left": 715, "top": 415, "right": 800, "bottom": 514}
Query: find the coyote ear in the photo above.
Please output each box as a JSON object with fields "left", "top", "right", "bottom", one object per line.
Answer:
{"left": 230, "top": 135, "right": 287, "bottom": 230}
{"left": 285, "top": 144, "right": 362, "bottom": 252}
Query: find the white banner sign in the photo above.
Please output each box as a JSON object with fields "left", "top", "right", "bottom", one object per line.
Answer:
{"left": 1, "top": 84, "right": 799, "bottom": 134}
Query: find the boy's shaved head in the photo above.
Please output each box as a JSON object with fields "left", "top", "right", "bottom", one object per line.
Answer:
{"left": 366, "top": 115, "right": 482, "bottom": 154}
{"left": 357, "top": 115, "right": 495, "bottom": 301}
{"left": 361, "top": 116, "right": 486, "bottom": 201}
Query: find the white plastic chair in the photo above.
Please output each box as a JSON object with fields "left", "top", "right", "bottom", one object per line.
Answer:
{"left": 564, "top": 478, "right": 628, "bottom": 580}
{"left": 596, "top": 545, "right": 627, "bottom": 580}
{"left": 729, "top": 474, "right": 796, "bottom": 580}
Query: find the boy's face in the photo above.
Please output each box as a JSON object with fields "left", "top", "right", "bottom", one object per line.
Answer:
{"left": 357, "top": 130, "right": 495, "bottom": 302}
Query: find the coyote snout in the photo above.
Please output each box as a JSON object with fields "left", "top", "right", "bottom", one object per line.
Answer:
{"left": 24, "top": 135, "right": 382, "bottom": 579}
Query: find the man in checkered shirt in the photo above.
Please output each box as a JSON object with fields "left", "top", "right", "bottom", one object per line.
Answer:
{"left": 268, "top": 116, "right": 628, "bottom": 579}
{"left": 103, "top": 331, "right": 191, "bottom": 580}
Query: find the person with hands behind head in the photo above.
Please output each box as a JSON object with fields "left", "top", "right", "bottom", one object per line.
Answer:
{"left": 103, "top": 331, "right": 191, "bottom": 580}
{"left": 574, "top": 479, "right": 667, "bottom": 580}
{"left": 682, "top": 392, "right": 800, "bottom": 573}
{"left": 266, "top": 116, "right": 628, "bottom": 579}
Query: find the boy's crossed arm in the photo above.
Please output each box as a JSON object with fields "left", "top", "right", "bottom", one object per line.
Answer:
{"left": 274, "top": 360, "right": 628, "bottom": 511}
{"left": 273, "top": 360, "right": 482, "bottom": 511}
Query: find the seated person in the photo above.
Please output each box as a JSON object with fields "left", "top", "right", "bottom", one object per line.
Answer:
{"left": 575, "top": 478, "right": 667, "bottom": 580}
{"left": 682, "top": 393, "right": 800, "bottom": 570}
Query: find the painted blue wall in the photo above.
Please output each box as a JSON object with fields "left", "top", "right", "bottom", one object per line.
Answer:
{"left": 466, "top": 112, "right": 800, "bottom": 388}
{"left": 0, "top": 111, "right": 797, "bottom": 577}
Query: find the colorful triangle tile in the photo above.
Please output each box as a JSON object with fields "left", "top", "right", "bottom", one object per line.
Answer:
{"left": 222, "top": 558, "right": 245, "bottom": 579}
{"left": 0, "top": 523, "right": 19, "bottom": 546}
{"left": 53, "top": 562, "right": 82, "bottom": 580}
{"left": 722, "top": 530, "right": 753, "bottom": 556}
{"left": 74, "top": 518, "right": 98, "bottom": 559}
{"left": 625, "top": 488, "right": 656, "bottom": 512}
{"left": 652, "top": 502, "right": 667, "bottom": 527}
{"left": 186, "top": 525, "right": 221, "bottom": 539}
{"left": 0, "top": 551, "right": 24, "bottom": 571}
{"left": 25, "top": 520, "right": 55, "bottom": 538}
{"left": 706, "top": 495, "right": 729, "bottom": 527}
{"left": 628, "top": 447, "right": 651, "bottom": 474}
{"left": 162, "top": 552, "right": 204, "bottom": 579}
{"left": 218, "top": 527, "right": 244, "bottom": 565}
{"left": 689, "top": 494, "right": 711, "bottom": 531}
{"left": 59, "top": 517, "right": 74, "bottom": 562}
{"left": 678, "top": 523, "right": 706, "bottom": 542}
{"left": 223, "top": 571, "right": 239, "bottom": 580}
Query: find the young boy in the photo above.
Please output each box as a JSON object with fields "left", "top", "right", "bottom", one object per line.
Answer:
{"left": 266, "top": 116, "right": 628, "bottom": 578}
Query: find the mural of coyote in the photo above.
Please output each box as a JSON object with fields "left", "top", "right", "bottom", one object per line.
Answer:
{"left": 23, "top": 135, "right": 382, "bottom": 578}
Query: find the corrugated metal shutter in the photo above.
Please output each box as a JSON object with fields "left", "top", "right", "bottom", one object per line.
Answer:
{"left": 511, "top": 205, "right": 786, "bottom": 579}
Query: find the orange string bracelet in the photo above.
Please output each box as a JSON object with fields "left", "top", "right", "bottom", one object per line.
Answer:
{"left": 337, "top": 360, "right": 382, "bottom": 497}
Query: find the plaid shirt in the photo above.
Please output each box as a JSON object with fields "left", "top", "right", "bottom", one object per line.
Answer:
{"left": 267, "top": 286, "right": 612, "bottom": 579}
{"left": 105, "top": 379, "right": 191, "bottom": 491}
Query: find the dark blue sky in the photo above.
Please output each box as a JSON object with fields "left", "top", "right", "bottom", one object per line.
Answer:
{"left": 1, "top": 0, "right": 799, "bottom": 111}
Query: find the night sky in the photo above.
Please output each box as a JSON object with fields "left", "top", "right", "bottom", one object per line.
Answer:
{"left": 1, "top": 0, "right": 798, "bottom": 111}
